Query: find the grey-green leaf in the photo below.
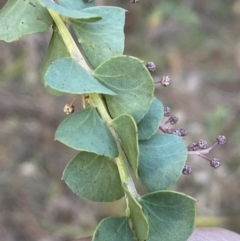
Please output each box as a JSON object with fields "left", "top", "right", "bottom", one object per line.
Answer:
{"left": 138, "top": 97, "right": 164, "bottom": 140}
{"left": 55, "top": 107, "right": 118, "bottom": 157}
{"left": 45, "top": 57, "right": 116, "bottom": 95}
{"left": 70, "top": 6, "right": 126, "bottom": 68}
{"left": 40, "top": 30, "right": 70, "bottom": 96}
{"left": 125, "top": 189, "right": 149, "bottom": 241}
{"left": 92, "top": 216, "right": 135, "bottom": 241}
{"left": 140, "top": 191, "right": 196, "bottom": 241}
{"left": 62, "top": 152, "right": 124, "bottom": 202}
{"left": 111, "top": 114, "right": 139, "bottom": 177}
{"left": 0, "top": 0, "right": 52, "bottom": 42}
{"left": 58, "top": 0, "right": 95, "bottom": 10}
{"left": 95, "top": 56, "right": 154, "bottom": 123}
{"left": 38, "top": 0, "right": 101, "bottom": 21}
{"left": 138, "top": 134, "right": 187, "bottom": 191}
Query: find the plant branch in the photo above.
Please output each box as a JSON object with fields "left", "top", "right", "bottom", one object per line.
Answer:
{"left": 49, "top": 12, "right": 139, "bottom": 199}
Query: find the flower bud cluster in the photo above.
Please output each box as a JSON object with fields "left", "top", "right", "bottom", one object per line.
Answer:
{"left": 187, "top": 135, "right": 226, "bottom": 171}
{"left": 145, "top": 61, "right": 172, "bottom": 87}
{"left": 148, "top": 67, "right": 226, "bottom": 176}
{"left": 159, "top": 108, "right": 188, "bottom": 137}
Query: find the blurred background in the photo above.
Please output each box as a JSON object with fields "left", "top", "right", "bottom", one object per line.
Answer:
{"left": 0, "top": 0, "right": 240, "bottom": 240}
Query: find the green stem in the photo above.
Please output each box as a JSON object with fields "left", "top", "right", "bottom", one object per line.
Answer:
{"left": 48, "top": 11, "right": 139, "bottom": 199}
{"left": 48, "top": 10, "right": 92, "bottom": 73}
{"left": 91, "top": 94, "right": 140, "bottom": 199}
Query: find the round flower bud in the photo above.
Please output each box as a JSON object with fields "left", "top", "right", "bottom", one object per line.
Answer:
{"left": 169, "top": 115, "right": 178, "bottom": 125}
{"left": 182, "top": 164, "right": 192, "bottom": 175}
{"left": 210, "top": 158, "right": 221, "bottom": 168}
{"left": 198, "top": 139, "right": 208, "bottom": 149}
{"left": 172, "top": 129, "right": 181, "bottom": 136}
{"left": 187, "top": 143, "right": 198, "bottom": 151}
{"left": 216, "top": 135, "right": 226, "bottom": 145}
{"left": 179, "top": 128, "right": 188, "bottom": 136}
{"left": 161, "top": 76, "right": 172, "bottom": 86}
{"left": 164, "top": 106, "right": 171, "bottom": 117}
{"left": 145, "top": 62, "right": 156, "bottom": 72}
{"left": 64, "top": 104, "right": 74, "bottom": 115}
